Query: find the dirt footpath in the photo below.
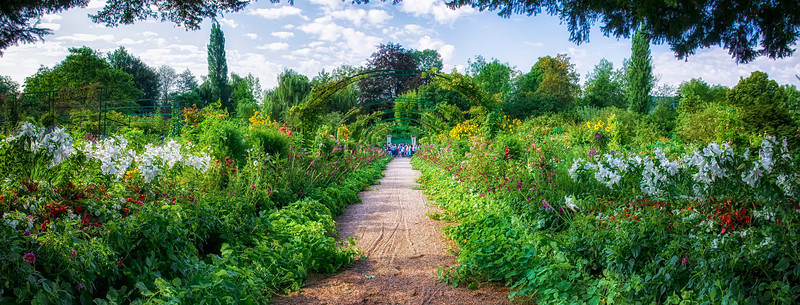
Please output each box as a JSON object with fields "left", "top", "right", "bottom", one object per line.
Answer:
{"left": 272, "top": 158, "right": 514, "bottom": 305}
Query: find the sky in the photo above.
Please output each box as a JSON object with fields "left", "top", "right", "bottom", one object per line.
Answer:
{"left": 1, "top": 0, "right": 799, "bottom": 92}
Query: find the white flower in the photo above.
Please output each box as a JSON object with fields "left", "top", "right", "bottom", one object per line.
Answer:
{"left": 564, "top": 195, "right": 578, "bottom": 211}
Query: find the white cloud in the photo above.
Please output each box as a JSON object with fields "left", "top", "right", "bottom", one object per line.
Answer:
{"left": 298, "top": 16, "right": 381, "bottom": 58}
{"left": 39, "top": 23, "right": 61, "bottom": 31}
{"left": 244, "top": 33, "right": 259, "bottom": 40}
{"left": 400, "top": 0, "right": 474, "bottom": 25}
{"left": 653, "top": 48, "right": 800, "bottom": 87}
{"left": 41, "top": 14, "right": 63, "bottom": 23}
{"left": 271, "top": 31, "right": 295, "bottom": 39}
{"left": 256, "top": 42, "right": 290, "bottom": 51}
{"left": 87, "top": 0, "right": 106, "bottom": 9}
{"left": 229, "top": 51, "right": 284, "bottom": 88}
{"left": 0, "top": 41, "right": 69, "bottom": 87}
{"left": 142, "top": 31, "right": 159, "bottom": 38}
{"left": 117, "top": 38, "right": 144, "bottom": 45}
{"left": 329, "top": 9, "right": 392, "bottom": 27}
{"left": 55, "top": 33, "right": 114, "bottom": 42}
{"left": 414, "top": 36, "right": 455, "bottom": 62}
{"left": 219, "top": 18, "right": 239, "bottom": 28}
{"left": 248, "top": 6, "right": 307, "bottom": 20}
{"left": 309, "top": 0, "right": 345, "bottom": 11}
{"left": 282, "top": 24, "right": 296, "bottom": 30}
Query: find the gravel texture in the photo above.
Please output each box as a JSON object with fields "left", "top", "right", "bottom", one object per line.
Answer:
{"left": 272, "top": 158, "right": 517, "bottom": 305}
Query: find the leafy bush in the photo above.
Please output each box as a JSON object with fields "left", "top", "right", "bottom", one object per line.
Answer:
{"left": 248, "top": 127, "right": 289, "bottom": 157}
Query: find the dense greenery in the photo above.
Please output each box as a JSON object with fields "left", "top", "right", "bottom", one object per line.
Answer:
{"left": 2, "top": 16, "right": 800, "bottom": 303}
{"left": 415, "top": 112, "right": 799, "bottom": 304}
{"left": 0, "top": 107, "right": 388, "bottom": 303}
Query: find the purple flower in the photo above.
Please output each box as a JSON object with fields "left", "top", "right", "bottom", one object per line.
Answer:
{"left": 589, "top": 148, "right": 597, "bottom": 158}
{"left": 594, "top": 132, "right": 602, "bottom": 140}
{"left": 71, "top": 250, "right": 76, "bottom": 259}
{"left": 24, "top": 252, "right": 35, "bottom": 264}
{"left": 542, "top": 200, "right": 551, "bottom": 210}
{"left": 681, "top": 255, "right": 687, "bottom": 265}
{"left": 24, "top": 230, "right": 30, "bottom": 236}
{"left": 76, "top": 284, "right": 85, "bottom": 291}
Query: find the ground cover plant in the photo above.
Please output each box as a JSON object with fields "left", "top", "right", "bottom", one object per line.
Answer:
{"left": 0, "top": 105, "right": 389, "bottom": 304}
{"left": 415, "top": 111, "right": 800, "bottom": 304}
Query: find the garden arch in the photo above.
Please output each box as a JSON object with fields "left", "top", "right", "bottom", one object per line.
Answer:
{"left": 291, "top": 69, "right": 500, "bottom": 140}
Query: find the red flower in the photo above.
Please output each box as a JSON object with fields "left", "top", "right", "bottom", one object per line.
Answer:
{"left": 24, "top": 253, "right": 35, "bottom": 264}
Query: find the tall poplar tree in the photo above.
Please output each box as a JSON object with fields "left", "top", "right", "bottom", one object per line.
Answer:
{"left": 207, "top": 20, "right": 231, "bottom": 112}
{"left": 626, "top": 25, "right": 655, "bottom": 114}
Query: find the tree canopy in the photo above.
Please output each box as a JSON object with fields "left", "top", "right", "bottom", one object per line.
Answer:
{"left": 207, "top": 20, "right": 231, "bottom": 112}
{"left": 107, "top": 47, "right": 160, "bottom": 102}
{"left": 23, "top": 46, "right": 141, "bottom": 101}
{"left": 583, "top": 58, "right": 625, "bottom": 109}
{"left": 442, "top": 0, "right": 800, "bottom": 63}
{"left": 357, "top": 43, "right": 420, "bottom": 108}
{"left": 3, "top": 0, "right": 798, "bottom": 63}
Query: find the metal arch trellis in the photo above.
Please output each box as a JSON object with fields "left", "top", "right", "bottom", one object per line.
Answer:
{"left": 362, "top": 117, "right": 433, "bottom": 141}
{"left": 337, "top": 97, "right": 439, "bottom": 126}
{"left": 0, "top": 88, "right": 180, "bottom": 135}
{"left": 364, "top": 120, "right": 429, "bottom": 143}
{"left": 292, "top": 68, "right": 500, "bottom": 137}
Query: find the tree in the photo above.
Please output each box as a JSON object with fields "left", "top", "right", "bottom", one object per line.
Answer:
{"left": 442, "top": 0, "right": 800, "bottom": 63}
{"left": 0, "top": 0, "right": 88, "bottom": 56}
{"left": 156, "top": 65, "right": 177, "bottom": 100}
{"left": 5, "top": 0, "right": 799, "bottom": 63}
{"left": 175, "top": 68, "right": 198, "bottom": 93}
{"left": 626, "top": 26, "right": 655, "bottom": 114}
{"left": 107, "top": 47, "right": 160, "bottom": 103}
{"left": 0, "top": 75, "right": 20, "bottom": 95}
{"left": 676, "top": 78, "right": 728, "bottom": 114}
{"left": 24, "top": 46, "right": 141, "bottom": 101}
{"left": 412, "top": 49, "right": 444, "bottom": 72}
{"left": 505, "top": 54, "right": 579, "bottom": 118}
{"left": 230, "top": 73, "right": 261, "bottom": 119}
{"left": 583, "top": 58, "right": 625, "bottom": 108}
{"left": 784, "top": 85, "right": 800, "bottom": 127}
{"left": 358, "top": 43, "right": 420, "bottom": 109}
{"left": 727, "top": 71, "right": 795, "bottom": 142}
{"left": 207, "top": 20, "right": 231, "bottom": 112}
{"left": 262, "top": 69, "right": 311, "bottom": 122}
{"left": 467, "top": 55, "right": 516, "bottom": 101}
{"left": 0, "top": 0, "right": 250, "bottom": 55}
{"left": 311, "top": 65, "right": 360, "bottom": 114}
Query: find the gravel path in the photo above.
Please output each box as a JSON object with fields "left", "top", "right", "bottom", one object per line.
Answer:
{"left": 271, "top": 158, "right": 514, "bottom": 305}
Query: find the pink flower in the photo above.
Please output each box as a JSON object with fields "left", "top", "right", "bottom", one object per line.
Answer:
{"left": 24, "top": 252, "right": 35, "bottom": 264}
{"left": 71, "top": 250, "right": 76, "bottom": 259}
{"left": 682, "top": 255, "right": 687, "bottom": 265}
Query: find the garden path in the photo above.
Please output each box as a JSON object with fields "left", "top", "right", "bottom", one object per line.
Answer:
{"left": 272, "top": 158, "right": 514, "bottom": 305}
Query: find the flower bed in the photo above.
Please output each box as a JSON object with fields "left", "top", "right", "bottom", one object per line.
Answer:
{"left": 415, "top": 131, "right": 799, "bottom": 304}
{"left": 0, "top": 121, "right": 389, "bottom": 304}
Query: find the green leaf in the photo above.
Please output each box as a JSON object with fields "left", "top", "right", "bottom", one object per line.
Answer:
{"left": 775, "top": 258, "right": 790, "bottom": 271}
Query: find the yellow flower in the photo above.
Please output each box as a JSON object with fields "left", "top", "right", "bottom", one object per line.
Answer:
{"left": 586, "top": 122, "right": 591, "bottom": 128}
{"left": 605, "top": 126, "right": 611, "bottom": 132}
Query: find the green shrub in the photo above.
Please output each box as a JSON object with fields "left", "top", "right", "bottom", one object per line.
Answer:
{"left": 248, "top": 127, "right": 289, "bottom": 157}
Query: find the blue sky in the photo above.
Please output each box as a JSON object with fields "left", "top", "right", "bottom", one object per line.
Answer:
{"left": 1, "top": 0, "right": 798, "bottom": 91}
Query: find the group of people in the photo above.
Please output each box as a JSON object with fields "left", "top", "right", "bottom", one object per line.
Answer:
{"left": 385, "top": 143, "right": 416, "bottom": 157}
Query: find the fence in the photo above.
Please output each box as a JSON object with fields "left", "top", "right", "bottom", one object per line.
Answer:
{"left": 0, "top": 87, "right": 180, "bottom": 135}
